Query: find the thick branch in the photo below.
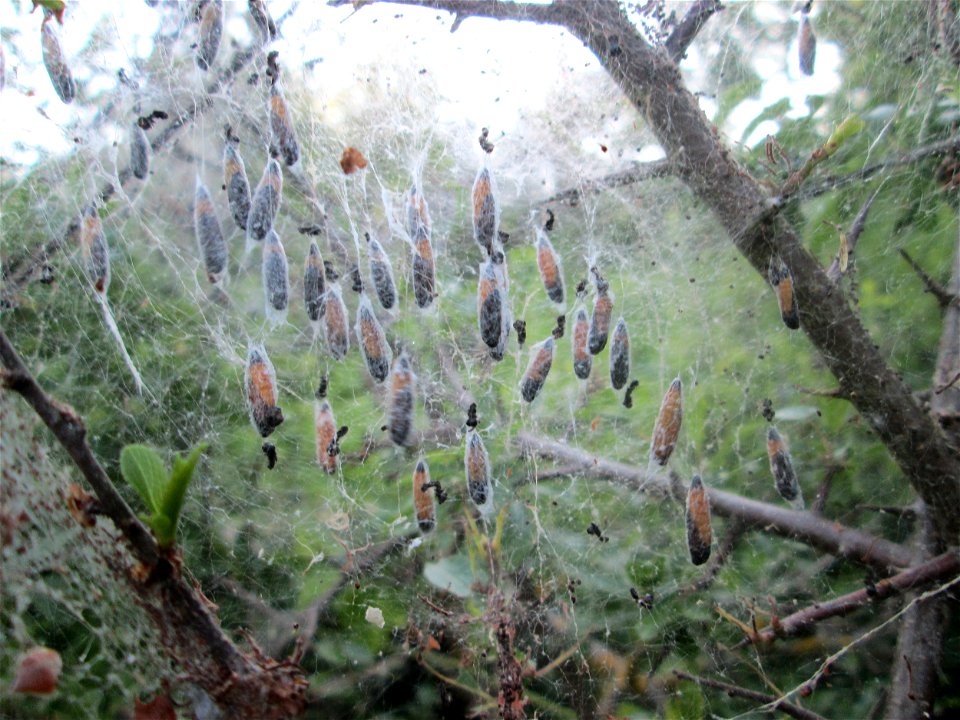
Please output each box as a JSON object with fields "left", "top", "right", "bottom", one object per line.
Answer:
{"left": 673, "top": 670, "right": 827, "bottom": 720}
{"left": 746, "top": 551, "right": 959, "bottom": 646}
{"left": 518, "top": 432, "right": 914, "bottom": 572}
{"left": 664, "top": 0, "right": 723, "bottom": 63}
{"left": 0, "top": 330, "right": 307, "bottom": 718}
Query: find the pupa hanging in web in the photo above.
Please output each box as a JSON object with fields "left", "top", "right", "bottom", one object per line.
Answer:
{"left": 262, "top": 229, "right": 289, "bottom": 327}
{"left": 195, "top": 0, "right": 223, "bottom": 72}
{"left": 303, "top": 241, "right": 325, "bottom": 331}
{"left": 588, "top": 266, "right": 614, "bottom": 355}
{"left": 314, "top": 378, "right": 339, "bottom": 475}
{"left": 571, "top": 305, "right": 592, "bottom": 380}
{"left": 650, "top": 377, "right": 682, "bottom": 467}
{"left": 413, "top": 458, "right": 436, "bottom": 534}
{"left": 224, "top": 129, "right": 251, "bottom": 231}
{"left": 322, "top": 282, "right": 350, "bottom": 360}
{"left": 767, "top": 427, "right": 803, "bottom": 507}
{"left": 798, "top": 2, "right": 816, "bottom": 76}
{"left": 194, "top": 177, "right": 228, "bottom": 285}
{"left": 40, "top": 13, "right": 75, "bottom": 104}
{"left": 247, "top": 158, "right": 283, "bottom": 251}
{"left": 472, "top": 130, "right": 499, "bottom": 255}
{"left": 609, "top": 317, "right": 630, "bottom": 391}
{"left": 404, "top": 183, "right": 437, "bottom": 309}
{"left": 266, "top": 51, "right": 300, "bottom": 167}
{"left": 79, "top": 205, "right": 145, "bottom": 393}
{"left": 769, "top": 259, "right": 800, "bottom": 329}
{"left": 366, "top": 233, "right": 397, "bottom": 310}
{"left": 244, "top": 343, "right": 283, "bottom": 438}
{"left": 387, "top": 351, "right": 416, "bottom": 447}
{"left": 520, "top": 336, "right": 555, "bottom": 403}
{"left": 477, "top": 251, "right": 511, "bottom": 361}
{"left": 248, "top": 0, "right": 277, "bottom": 45}
{"left": 355, "top": 293, "right": 393, "bottom": 383}
{"left": 535, "top": 227, "right": 565, "bottom": 306}
{"left": 685, "top": 475, "right": 712, "bottom": 566}
{"left": 464, "top": 404, "right": 493, "bottom": 514}
{"left": 130, "top": 121, "right": 150, "bottom": 181}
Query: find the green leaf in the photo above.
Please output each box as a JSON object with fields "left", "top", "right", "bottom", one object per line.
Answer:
{"left": 423, "top": 554, "right": 480, "bottom": 598}
{"left": 824, "top": 114, "right": 865, "bottom": 154}
{"left": 119, "top": 445, "right": 166, "bottom": 515}
{"left": 155, "top": 443, "right": 207, "bottom": 548}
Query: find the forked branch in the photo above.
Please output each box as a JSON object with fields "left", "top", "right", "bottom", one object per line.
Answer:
{"left": 673, "top": 670, "right": 827, "bottom": 720}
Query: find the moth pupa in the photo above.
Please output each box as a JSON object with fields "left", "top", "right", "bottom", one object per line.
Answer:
{"left": 366, "top": 233, "right": 397, "bottom": 310}
{"left": 520, "top": 336, "right": 555, "bottom": 403}
{"left": 572, "top": 307, "right": 592, "bottom": 380}
{"left": 472, "top": 166, "right": 499, "bottom": 255}
{"left": 248, "top": 0, "right": 277, "bottom": 44}
{"left": 685, "top": 475, "right": 712, "bottom": 566}
{"left": 223, "top": 138, "right": 252, "bottom": 231}
{"left": 768, "top": 427, "right": 803, "bottom": 507}
{"left": 41, "top": 17, "right": 75, "bottom": 104}
{"left": 247, "top": 159, "right": 283, "bottom": 248}
{"left": 244, "top": 344, "right": 284, "bottom": 438}
{"left": 477, "top": 255, "right": 510, "bottom": 360}
{"left": 267, "top": 54, "right": 300, "bottom": 167}
{"left": 413, "top": 231, "right": 436, "bottom": 309}
{"left": 464, "top": 429, "right": 493, "bottom": 513}
{"left": 769, "top": 260, "right": 800, "bottom": 330}
{"left": 405, "top": 183, "right": 431, "bottom": 240}
{"left": 262, "top": 229, "right": 289, "bottom": 327}
{"left": 80, "top": 206, "right": 110, "bottom": 295}
{"left": 609, "top": 317, "right": 630, "bottom": 390}
{"left": 303, "top": 242, "right": 325, "bottom": 324}
{"left": 588, "top": 269, "right": 614, "bottom": 355}
{"left": 322, "top": 282, "right": 350, "bottom": 360}
{"left": 413, "top": 458, "right": 436, "bottom": 534}
{"left": 131, "top": 121, "right": 150, "bottom": 181}
{"left": 355, "top": 293, "right": 393, "bottom": 383}
{"left": 314, "top": 390, "right": 339, "bottom": 475}
{"left": 195, "top": 0, "right": 223, "bottom": 72}
{"left": 650, "top": 377, "right": 682, "bottom": 467}
{"left": 798, "top": 13, "right": 816, "bottom": 76}
{"left": 194, "top": 178, "right": 228, "bottom": 285}
{"left": 388, "top": 352, "right": 416, "bottom": 447}
{"left": 535, "top": 229, "right": 565, "bottom": 305}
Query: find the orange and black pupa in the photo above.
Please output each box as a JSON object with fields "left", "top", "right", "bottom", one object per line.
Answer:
{"left": 262, "top": 229, "right": 289, "bottom": 327}
{"left": 768, "top": 427, "right": 803, "bottom": 506}
{"left": 650, "top": 377, "right": 682, "bottom": 467}
{"left": 685, "top": 475, "right": 712, "bottom": 566}
{"left": 464, "top": 428, "right": 492, "bottom": 513}
{"left": 798, "top": 11, "right": 816, "bottom": 76}
{"left": 314, "top": 385, "right": 338, "bottom": 474}
{"left": 247, "top": 159, "right": 282, "bottom": 250}
{"left": 194, "top": 178, "right": 228, "bottom": 285}
{"left": 535, "top": 229, "right": 564, "bottom": 305}
{"left": 571, "top": 307, "right": 592, "bottom": 379}
{"left": 769, "top": 260, "right": 800, "bottom": 329}
{"left": 520, "top": 337, "right": 555, "bottom": 403}
{"left": 472, "top": 166, "right": 499, "bottom": 255}
{"left": 248, "top": 0, "right": 277, "bottom": 45}
{"left": 609, "top": 317, "right": 630, "bottom": 390}
{"left": 131, "top": 121, "right": 150, "bottom": 181}
{"left": 477, "top": 254, "right": 511, "bottom": 360}
{"left": 41, "top": 15, "right": 75, "bottom": 104}
{"left": 80, "top": 205, "right": 110, "bottom": 295}
{"left": 413, "top": 458, "right": 436, "bottom": 533}
{"left": 322, "top": 283, "right": 350, "bottom": 360}
{"left": 245, "top": 344, "right": 283, "bottom": 438}
{"left": 355, "top": 293, "right": 393, "bottom": 383}
{"left": 195, "top": 0, "right": 223, "bottom": 72}
{"left": 366, "top": 233, "right": 397, "bottom": 310}
{"left": 388, "top": 352, "right": 416, "bottom": 447}
{"left": 224, "top": 135, "right": 251, "bottom": 231}
{"left": 413, "top": 231, "right": 436, "bottom": 309}
{"left": 588, "top": 268, "right": 614, "bottom": 355}
{"left": 405, "top": 183, "right": 431, "bottom": 240}
{"left": 267, "top": 52, "right": 300, "bottom": 167}
{"left": 303, "top": 242, "right": 325, "bottom": 325}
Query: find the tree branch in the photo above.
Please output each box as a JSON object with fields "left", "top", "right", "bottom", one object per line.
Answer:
{"left": 517, "top": 432, "right": 914, "bottom": 572}
{"left": 826, "top": 183, "right": 883, "bottom": 284}
{"left": 899, "top": 249, "right": 956, "bottom": 309}
{"left": 664, "top": 0, "right": 723, "bottom": 63}
{"left": 672, "top": 670, "right": 827, "bottom": 720}
{"left": 328, "top": 0, "right": 569, "bottom": 26}
{"left": 537, "top": 159, "right": 674, "bottom": 206}
{"left": 0, "top": 330, "right": 308, "bottom": 718}
{"left": 742, "top": 550, "right": 959, "bottom": 646}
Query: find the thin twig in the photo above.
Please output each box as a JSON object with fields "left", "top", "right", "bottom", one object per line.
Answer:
{"left": 538, "top": 159, "right": 674, "bottom": 206}
{"left": 935, "top": 370, "right": 960, "bottom": 395}
{"left": 827, "top": 183, "right": 884, "bottom": 283}
{"left": 673, "top": 670, "right": 827, "bottom": 720}
{"left": 898, "top": 249, "right": 955, "bottom": 309}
